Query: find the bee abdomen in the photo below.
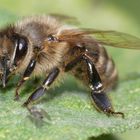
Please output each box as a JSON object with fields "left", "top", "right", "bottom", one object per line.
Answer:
{"left": 103, "top": 58, "right": 118, "bottom": 90}
{"left": 96, "top": 46, "right": 118, "bottom": 90}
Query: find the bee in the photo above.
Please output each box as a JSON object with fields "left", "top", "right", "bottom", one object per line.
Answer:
{"left": 0, "top": 14, "right": 140, "bottom": 118}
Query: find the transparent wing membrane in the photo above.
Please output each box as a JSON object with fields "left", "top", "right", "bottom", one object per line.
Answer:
{"left": 58, "top": 28, "right": 140, "bottom": 49}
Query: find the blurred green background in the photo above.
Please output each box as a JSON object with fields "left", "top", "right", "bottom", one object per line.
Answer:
{"left": 0, "top": 0, "right": 140, "bottom": 140}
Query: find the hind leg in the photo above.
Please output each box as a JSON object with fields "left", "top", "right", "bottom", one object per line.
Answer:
{"left": 65, "top": 51, "right": 124, "bottom": 118}
{"left": 85, "top": 56, "right": 124, "bottom": 117}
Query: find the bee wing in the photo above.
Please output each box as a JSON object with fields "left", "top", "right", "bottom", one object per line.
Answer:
{"left": 49, "top": 13, "right": 79, "bottom": 25}
{"left": 58, "top": 28, "right": 140, "bottom": 49}
{"left": 89, "top": 29, "right": 140, "bottom": 49}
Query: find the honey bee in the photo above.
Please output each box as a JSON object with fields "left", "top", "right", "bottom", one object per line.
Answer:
{"left": 0, "top": 14, "right": 140, "bottom": 118}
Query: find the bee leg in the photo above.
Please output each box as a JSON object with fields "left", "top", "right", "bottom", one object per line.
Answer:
{"left": 65, "top": 52, "right": 124, "bottom": 118}
{"left": 85, "top": 56, "right": 124, "bottom": 118}
{"left": 91, "top": 92, "right": 124, "bottom": 118}
{"left": 15, "top": 59, "right": 36, "bottom": 100}
{"left": 65, "top": 55, "right": 83, "bottom": 72}
{"left": 23, "top": 67, "right": 59, "bottom": 107}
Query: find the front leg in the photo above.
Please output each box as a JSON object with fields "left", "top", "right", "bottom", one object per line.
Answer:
{"left": 15, "top": 59, "right": 36, "bottom": 100}
{"left": 23, "top": 67, "right": 59, "bottom": 108}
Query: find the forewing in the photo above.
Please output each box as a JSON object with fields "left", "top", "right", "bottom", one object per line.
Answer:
{"left": 91, "top": 30, "right": 140, "bottom": 49}
{"left": 58, "top": 28, "right": 140, "bottom": 49}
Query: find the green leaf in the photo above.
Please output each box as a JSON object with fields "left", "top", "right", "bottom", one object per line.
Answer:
{"left": 0, "top": 76, "right": 140, "bottom": 140}
{"left": 0, "top": 10, "right": 140, "bottom": 140}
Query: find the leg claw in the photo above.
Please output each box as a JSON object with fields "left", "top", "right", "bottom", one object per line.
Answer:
{"left": 106, "top": 109, "right": 125, "bottom": 118}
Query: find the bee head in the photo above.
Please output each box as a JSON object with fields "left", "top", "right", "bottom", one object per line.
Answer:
{"left": 0, "top": 26, "right": 28, "bottom": 87}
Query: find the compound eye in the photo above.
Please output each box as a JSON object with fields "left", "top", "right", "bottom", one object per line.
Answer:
{"left": 17, "top": 38, "right": 27, "bottom": 55}
{"left": 15, "top": 37, "right": 28, "bottom": 61}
